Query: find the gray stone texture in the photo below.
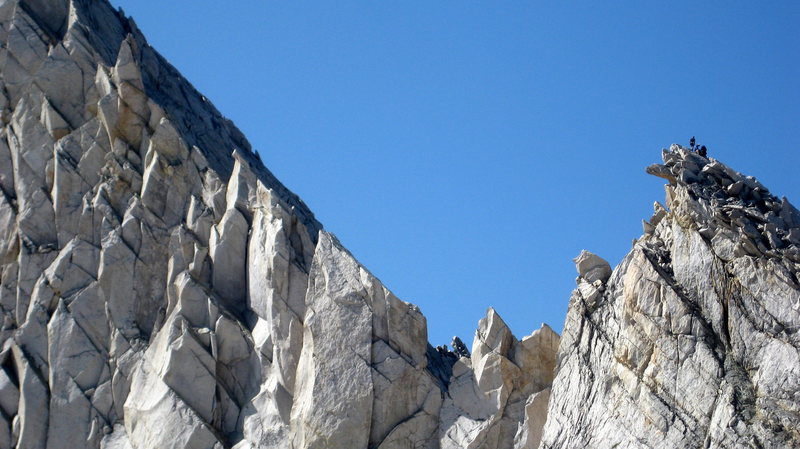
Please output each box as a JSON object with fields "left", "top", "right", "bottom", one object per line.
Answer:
{"left": 541, "top": 147, "right": 800, "bottom": 449}
{"left": 0, "top": 1, "right": 558, "bottom": 448}
{"left": 0, "top": 1, "right": 797, "bottom": 448}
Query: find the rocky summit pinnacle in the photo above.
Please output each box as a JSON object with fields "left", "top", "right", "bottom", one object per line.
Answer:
{"left": 543, "top": 146, "right": 800, "bottom": 449}
{"left": 0, "top": 1, "right": 797, "bottom": 449}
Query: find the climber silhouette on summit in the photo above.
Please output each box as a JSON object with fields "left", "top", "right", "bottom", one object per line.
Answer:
{"left": 688, "top": 137, "right": 708, "bottom": 157}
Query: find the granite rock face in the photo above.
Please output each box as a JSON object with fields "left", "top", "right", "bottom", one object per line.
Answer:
{"left": 2, "top": 1, "right": 799, "bottom": 448}
{"left": 0, "top": 1, "right": 559, "bottom": 448}
{"left": 542, "top": 147, "right": 800, "bottom": 448}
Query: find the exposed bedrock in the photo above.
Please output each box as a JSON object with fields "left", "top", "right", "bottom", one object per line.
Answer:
{"left": 0, "top": 1, "right": 797, "bottom": 448}
{"left": 543, "top": 147, "right": 800, "bottom": 448}
{"left": 0, "top": 1, "right": 560, "bottom": 448}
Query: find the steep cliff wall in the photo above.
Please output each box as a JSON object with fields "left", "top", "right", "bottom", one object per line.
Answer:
{"left": 0, "top": 1, "right": 558, "bottom": 448}
{"left": 542, "top": 148, "right": 800, "bottom": 448}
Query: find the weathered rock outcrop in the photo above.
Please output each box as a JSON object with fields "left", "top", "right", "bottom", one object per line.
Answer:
{"left": 1, "top": 1, "right": 798, "bottom": 448}
{"left": 542, "top": 147, "right": 800, "bottom": 448}
{"left": 0, "top": 1, "right": 559, "bottom": 448}
{"left": 439, "top": 311, "right": 558, "bottom": 449}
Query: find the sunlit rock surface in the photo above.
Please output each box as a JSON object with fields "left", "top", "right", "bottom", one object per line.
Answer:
{"left": 542, "top": 147, "right": 800, "bottom": 448}
{"left": 1, "top": 1, "right": 798, "bottom": 448}
{"left": 0, "top": 1, "right": 559, "bottom": 448}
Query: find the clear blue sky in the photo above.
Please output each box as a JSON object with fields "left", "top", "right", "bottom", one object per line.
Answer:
{"left": 111, "top": 1, "right": 799, "bottom": 348}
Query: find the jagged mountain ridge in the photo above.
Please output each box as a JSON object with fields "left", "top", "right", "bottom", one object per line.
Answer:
{"left": 0, "top": 1, "right": 558, "bottom": 448}
{"left": 0, "top": 0, "right": 798, "bottom": 448}
{"left": 543, "top": 147, "right": 800, "bottom": 448}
